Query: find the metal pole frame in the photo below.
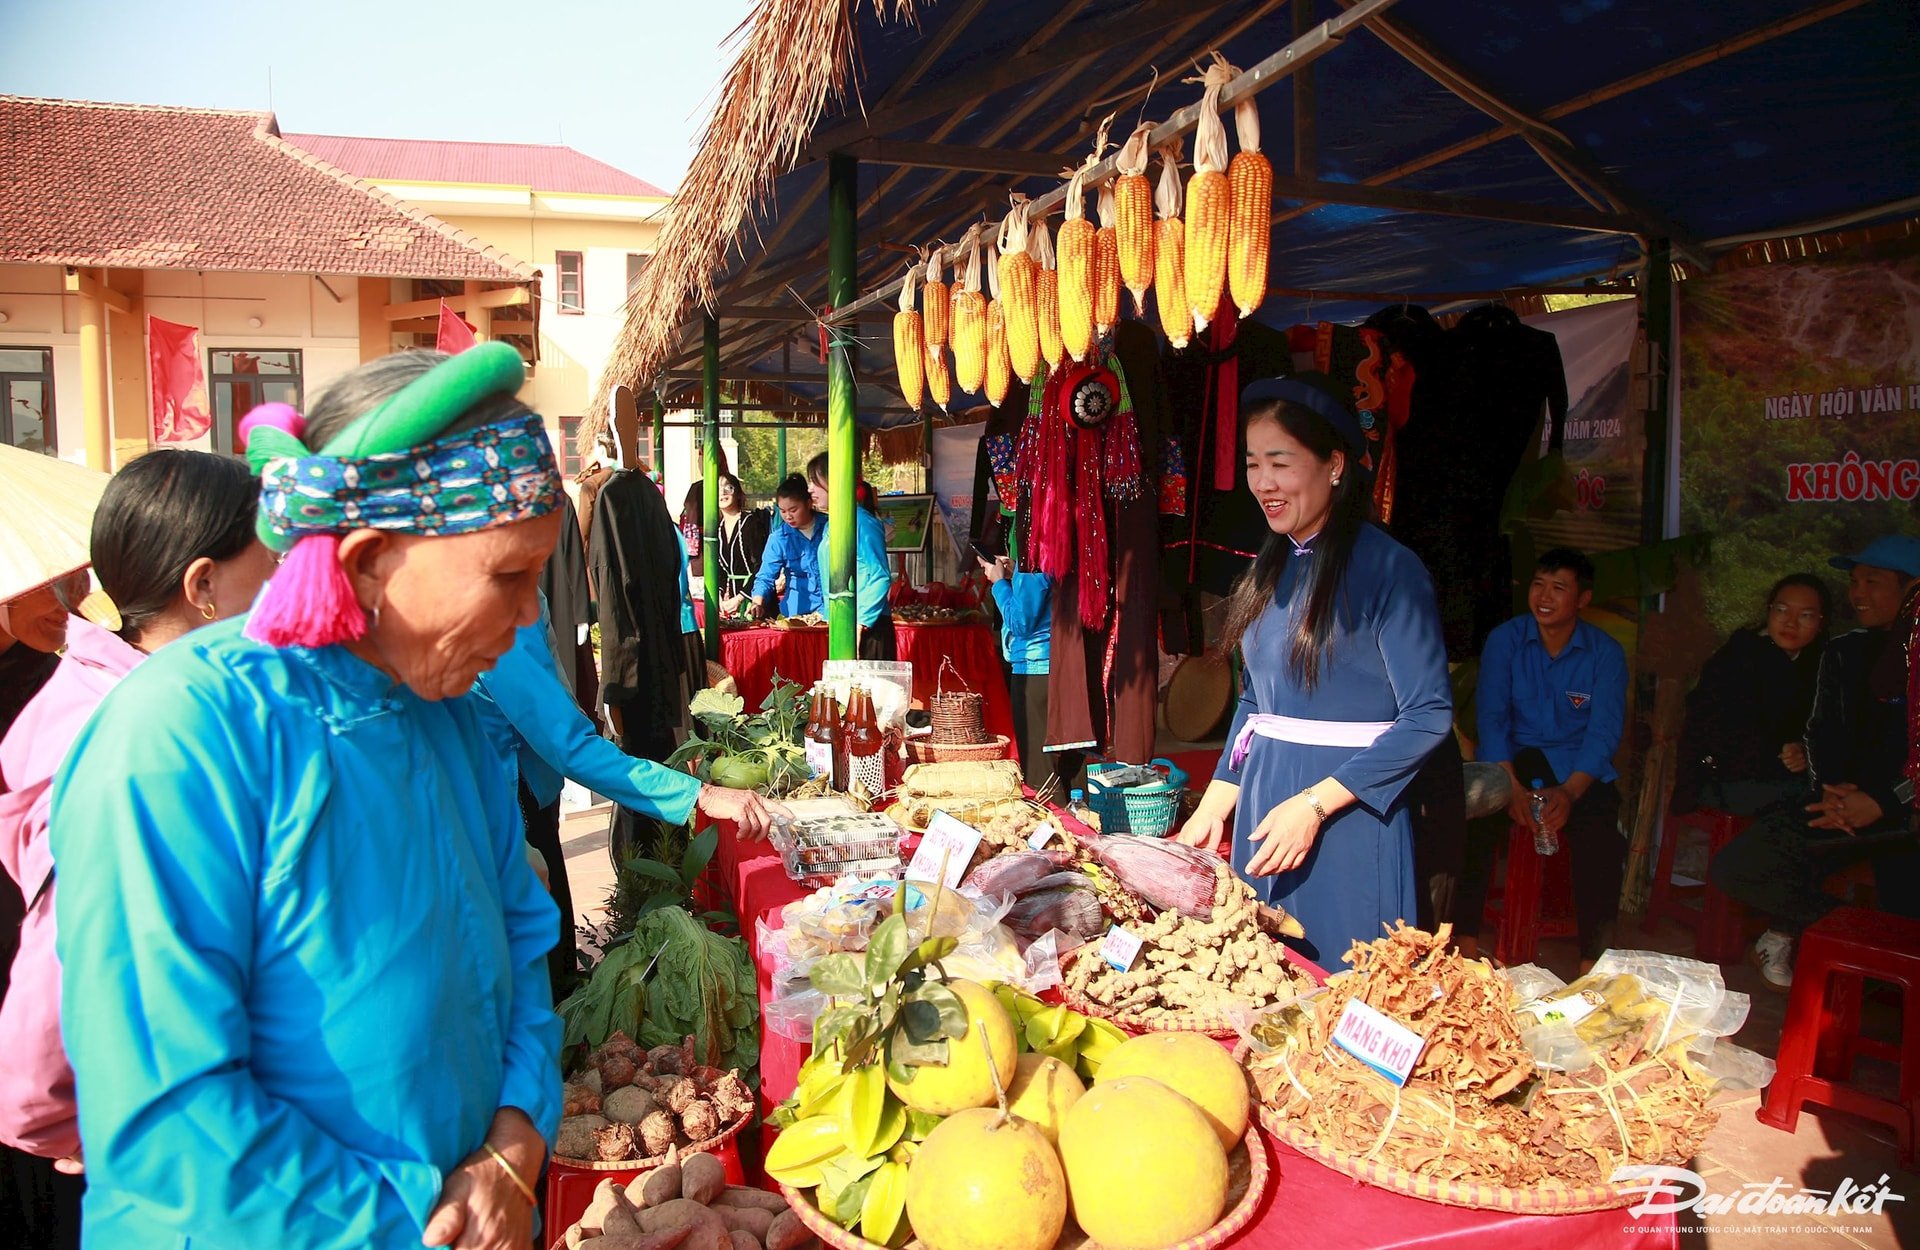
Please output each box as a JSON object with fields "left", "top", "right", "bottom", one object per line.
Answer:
{"left": 652, "top": 394, "right": 666, "bottom": 487}
{"left": 826, "top": 153, "right": 860, "bottom": 659}
{"left": 702, "top": 313, "right": 723, "bottom": 662}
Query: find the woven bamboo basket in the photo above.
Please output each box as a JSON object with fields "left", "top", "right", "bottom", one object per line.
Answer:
{"left": 905, "top": 733, "right": 1011, "bottom": 764}
{"left": 927, "top": 657, "right": 987, "bottom": 744}
{"left": 550, "top": 1100, "right": 754, "bottom": 1171}
{"left": 1255, "top": 1104, "right": 1645, "bottom": 1213}
{"left": 777, "top": 1128, "right": 1269, "bottom": 1250}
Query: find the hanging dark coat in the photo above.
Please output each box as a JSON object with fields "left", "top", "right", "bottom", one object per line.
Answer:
{"left": 589, "top": 469, "right": 694, "bottom": 761}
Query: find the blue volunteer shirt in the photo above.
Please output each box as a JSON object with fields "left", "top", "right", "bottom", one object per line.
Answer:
{"left": 747, "top": 508, "right": 891, "bottom": 627}
{"left": 1475, "top": 613, "right": 1627, "bottom": 785}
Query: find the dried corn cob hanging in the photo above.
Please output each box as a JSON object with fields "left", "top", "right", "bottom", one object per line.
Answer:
{"left": 1154, "top": 140, "right": 1193, "bottom": 350}
{"left": 1114, "top": 123, "right": 1156, "bottom": 314}
{"left": 926, "top": 329, "right": 953, "bottom": 410}
{"left": 1227, "top": 81, "right": 1272, "bottom": 320}
{"left": 996, "top": 201, "right": 1040, "bottom": 382}
{"left": 922, "top": 245, "right": 950, "bottom": 350}
{"left": 984, "top": 245, "right": 1011, "bottom": 408}
{"left": 1185, "top": 56, "right": 1233, "bottom": 333}
{"left": 950, "top": 226, "right": 989, "bottom": 394}
{"left": 1093, "top": 181, "right": 1122, "bottom": 336}
{"left": 892, "top": 265, "right": 924, "bottom": 410}
{"left": 1031, "top": 220, "right": 1065, "bottom": 370}
{"left": 1056, "top": 158, "right": 1098, "bottom": 362}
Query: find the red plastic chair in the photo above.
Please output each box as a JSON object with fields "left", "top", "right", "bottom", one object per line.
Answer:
{"left": 1648, "top": 809, "right": 1751, "bottom": 964}
{"left": 1757, "top": 907, "right": 1920, "bottom": 1165}
{"left": 1488, "top": 822, "right": 1577, "bottom": 967}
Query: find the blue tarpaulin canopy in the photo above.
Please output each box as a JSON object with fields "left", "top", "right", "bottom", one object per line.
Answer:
{"left": 596, "top": 0, "right": 1919, "bottom": 434}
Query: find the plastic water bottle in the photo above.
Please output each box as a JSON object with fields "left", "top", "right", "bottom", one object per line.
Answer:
{"left": 1066, "top": 788, "right": 1096, "bottom": 828}
{"left": 1529, "top": 778, "right": 1558, "bottom": 856}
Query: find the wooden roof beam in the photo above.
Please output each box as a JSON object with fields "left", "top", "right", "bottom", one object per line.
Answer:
{"left": 1274, "top": 0, "right": 1872, "bottom": 231}
{"left": 1329, "top": 0, "right": 1712, "bottom": 267}
{"left": 844, "top": 139, "right": 1069, "bottom": 178}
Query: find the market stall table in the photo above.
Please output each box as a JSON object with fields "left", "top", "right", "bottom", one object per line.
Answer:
{"left": 718, "top": 624, "right": 829, "bottom": 710}
{"left": 702, "top": 818, "right": 1678, "bottom": 1250}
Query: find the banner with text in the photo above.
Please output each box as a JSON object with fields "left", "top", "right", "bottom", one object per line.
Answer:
{"left": 1677, "top": 244, "right": 1920, "bottom": 634}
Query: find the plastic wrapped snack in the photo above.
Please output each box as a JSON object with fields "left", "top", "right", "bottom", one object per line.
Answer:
{"left": 769, "top": 810, "right": 904, "bottom": 886}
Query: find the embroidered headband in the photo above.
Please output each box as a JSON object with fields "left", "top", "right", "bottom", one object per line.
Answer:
{"left": 236, "top": 343, "right": 560, "bottom": 649}
{"left": 1240, "top": 376, "right": 1367, "bottom": 463}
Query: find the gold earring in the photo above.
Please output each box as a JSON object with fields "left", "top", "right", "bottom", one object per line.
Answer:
{"left": 200, "top": 601, "right": 217, "bottom": 621}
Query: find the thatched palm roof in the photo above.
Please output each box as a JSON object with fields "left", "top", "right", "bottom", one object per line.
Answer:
{"left": 591, "top": 0, "right": 917, "bottom": 440}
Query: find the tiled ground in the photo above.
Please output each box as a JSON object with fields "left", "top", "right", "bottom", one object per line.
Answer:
{"left": 559, "top": 778, "right": 1917, "bottom": 1250}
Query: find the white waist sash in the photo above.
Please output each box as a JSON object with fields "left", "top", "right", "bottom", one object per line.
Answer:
{"left": 1229, "top": 713, "right": 1393, "bottom": 770}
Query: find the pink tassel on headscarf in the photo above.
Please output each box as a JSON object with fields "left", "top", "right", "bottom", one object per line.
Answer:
{"left": 243, "top": 534, "right": 368, "bottom": 648}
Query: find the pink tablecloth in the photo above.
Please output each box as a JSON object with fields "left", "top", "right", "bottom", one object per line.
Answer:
{"left": 705, "top": 820, "right": 1676, "bottom": 1250}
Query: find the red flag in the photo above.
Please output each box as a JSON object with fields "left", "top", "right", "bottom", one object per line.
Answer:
{"left": 436, "top": 300, "right": 478, "bottom": 354}
{"left": 148, "top": 316, "right": 213, "bottom": 443}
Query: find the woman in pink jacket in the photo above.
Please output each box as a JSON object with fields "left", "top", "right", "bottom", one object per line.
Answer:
{"left": 0, "top": 448, "right": 274, "bottom": 1248}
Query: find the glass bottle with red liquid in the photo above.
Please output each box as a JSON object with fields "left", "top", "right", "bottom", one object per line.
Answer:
{"left": 845, "top": 685, "right": 885, "bottom": 797}
{"left": 804, "top": 689, "right": 841, "bottom": 786}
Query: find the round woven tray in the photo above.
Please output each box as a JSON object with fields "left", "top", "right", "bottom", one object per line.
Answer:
{"left": 905, "top": 734, "right": 1011, "bottom": 764}
{"left": 778, "top": 1127, "right": 1269, "bottom": 1250}
{"left": 1254, "top": 1104, "right": 1643, "bottom": 1214}
{"left": 551, "top": 1100, "right": 753, "bottom": 1171}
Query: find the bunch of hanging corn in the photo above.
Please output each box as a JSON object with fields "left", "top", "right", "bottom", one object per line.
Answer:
{"left": 1056, "top": 158, "right": 1098, "bottom": 362}
{"left": 950, "top": 227, "right": 989, "bottom": 394}
{"left": 1228, "top": 77, "right": 1271, "bottom": 319}
{"left": 1114, "top": 123, "right": 1156, "bottom": 314}
{"left": 1185, "top": 56, "right": 1234, "bottom": 333}
{"left": 926, "top": 327, "right": 953, "bottom": 410}
{"left": 1032, "top": 220, "right": 1064, "bottom": 370}
{"left": 892, "top": 265, "right": 924, "bottom": 410}
{"left": 1094, "top": 181, "right": 1122, "bottom": 336}
{"left": 996, "top": 202, "right": 1040, "bottom": 382}
{"left": 1154, "top": 140, "right": 1193, "bottom": 350}
{"left": 922, "top": 246, "right": 950, "bottom": 351}
{"left": 984, "top": 244, "right": 1011, "bottom": 408}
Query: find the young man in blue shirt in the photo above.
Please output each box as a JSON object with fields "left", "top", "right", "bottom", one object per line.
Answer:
{"left": 1456, "top": 548, "right": 1628, "bottom": 968}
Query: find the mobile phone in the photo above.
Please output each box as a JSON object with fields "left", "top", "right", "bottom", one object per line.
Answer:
{"left": 969, "top": 540, "right": 1005, "bottom": 564}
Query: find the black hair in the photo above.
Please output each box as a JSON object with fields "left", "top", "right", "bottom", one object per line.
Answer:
{"left": 90, "top": 449, "right": 257, "bottom": 640}
{"left": 775, "top": 473, "right": 810, "bottom": 504}
{"left": 1220, "top": 397, "right": 1370, "bottom": 688}
{"left": 1534, "top": 547, "right": 1596, "bottom": 591}
{"left": 806, "top": 452, "right": 829, "bottom": 486}
{"left": 1761, "top": 573, "right": 1833, "bottom": 630}
{"left": 681, "top": 482, "right": 703, "bottom": 528}
{"left": 301, "top": 350, "right": 535, "bottom": 448}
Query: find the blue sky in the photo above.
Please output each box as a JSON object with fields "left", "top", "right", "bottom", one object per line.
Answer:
{"left": 0, "top": 0, "right": 754, "bottom": 189}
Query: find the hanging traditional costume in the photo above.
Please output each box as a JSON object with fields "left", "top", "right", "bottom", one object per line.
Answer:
{"left": 51, "top": 344, "right": 565, "bottom": 1249}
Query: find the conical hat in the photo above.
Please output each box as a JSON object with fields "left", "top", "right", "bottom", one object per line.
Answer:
{"left": 0, "top": 443, "right": 109, "bottom": 603}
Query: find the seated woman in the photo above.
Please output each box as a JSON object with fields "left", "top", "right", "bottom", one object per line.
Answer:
{"left": 0, "top": 449, "right": 273, "bottom": 1250}
{"left": 1672, "top": 573, "right": 1830, "bottom": 817}
{"left": 51, "top": 345, "right": 570, "bottom": 1248}
{"left": 728, "top": 473, "right": 823, "bottom": 619}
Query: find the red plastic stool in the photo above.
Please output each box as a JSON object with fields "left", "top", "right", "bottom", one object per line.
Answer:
{"left": 1649, "top": 809, "right": 1751, "bottom": 964}
{"left": 1489, "top": 822, "right": 1578, "bottom": 966}
{"left": 1757, "top": 907, "right": 1920, "bottom": 1164}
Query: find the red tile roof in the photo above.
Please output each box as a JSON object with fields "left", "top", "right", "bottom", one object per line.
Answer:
{"left": 0, "top": 96, "right": 536, "bottom": 281}
{"left": 283, "top": 134, "right": 669, "bottom": 198}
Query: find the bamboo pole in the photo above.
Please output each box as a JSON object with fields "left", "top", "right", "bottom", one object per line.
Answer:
{"left": 826, "top": 153, "right": 860, "bottom": 659}
{"left": 652, "top": 394, "right": 666, "bottom": 486}
{"left": 702, "top": 313, "right": 722, "bottom": 662}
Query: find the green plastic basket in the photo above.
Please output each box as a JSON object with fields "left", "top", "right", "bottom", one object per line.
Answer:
{"left": 1085, "top": 757, "right": 1189, "bottom": 836}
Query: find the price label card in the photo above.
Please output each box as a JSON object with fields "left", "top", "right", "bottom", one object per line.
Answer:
{"left": 909, "top": 811, "right": 985, "bottom": 889}
{"left": 1519, "top": 991, "right": 1602, "bottom": 1027}
{"left": 1027, "top": 822, "right": 1057, "bottom": 850}
{"left": 1330, "top": 999, "right": 1426, "bottom": 1087}
{"left": 1098, "top": 924, "right": 1145, "bottom": 972}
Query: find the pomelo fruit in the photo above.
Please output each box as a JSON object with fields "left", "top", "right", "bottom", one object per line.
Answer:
{"left": 887, "top": 980, "right": 1017, "bottom": 1115}
{"left": 1093, "top": 1030, "right": 1250, "bottom": 1149}
{"left": 1004, "top": 1052, "right": 1084, "bottom": 1145}
{"left": 905, "top": 1107, "right": 1066, "bottom": 1250}
{"left": 1060, "top": 1075, "right": 1229, "bottom": 1249}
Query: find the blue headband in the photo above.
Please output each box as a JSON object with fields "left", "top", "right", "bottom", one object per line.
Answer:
{"left": 1240, "top": 377, "right": 1366, "bottom": 462}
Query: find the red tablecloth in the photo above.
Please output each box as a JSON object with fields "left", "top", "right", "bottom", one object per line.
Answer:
{"left": 705, "top": 819, "right": 1676, "bottom": 1249}
{"left": 718, "top": 625, "right": 830, "bottom": 710}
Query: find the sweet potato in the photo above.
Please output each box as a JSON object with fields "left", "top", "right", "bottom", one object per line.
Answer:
{"left": 639, "top": 1199, "right": 727, "bottom": 1238}
{"left": 640, "top": 1163, "right": 682, "bottom": 1208}
{"left": 728, "top": 1233, "right": 760, "bottom": 1250}
{"left": 582, "top": 1179, "right": 626, "bottom": 1233}
{"left": 600, "top": 1200, "right": 643, "bottom": 1241}
{"left": 680, "top": 1153, "right": 727, "bottom": 1206}
{"left": 716, "top": 1206, "right": 774, "bottom": 1240}
{"left": 584, "top": 1230, "right": 696, "bottom": 1250}
{"left": 764, "top": 1210, "right": 811, "bottom": 1250}
{"left": 714, "top": 1187, "right": 788, "bottom": 1212}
